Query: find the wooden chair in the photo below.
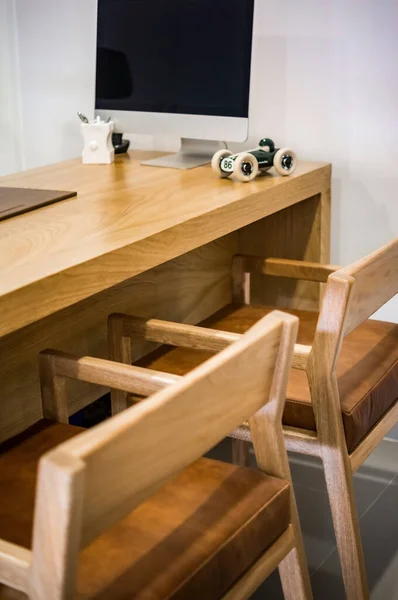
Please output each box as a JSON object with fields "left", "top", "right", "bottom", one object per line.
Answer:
{"left": 0, "top": 311, "right": 313, "bottom": 600}
{"left": 109, "top": 238, "right": 398, "bottom": 600}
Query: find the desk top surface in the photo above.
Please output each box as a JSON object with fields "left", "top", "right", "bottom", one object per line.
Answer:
{"left": 0, "top": 151, "right": 330, "bottom": 336}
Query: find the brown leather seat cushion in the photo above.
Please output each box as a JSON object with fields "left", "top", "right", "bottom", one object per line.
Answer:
{"left": 0, "top": 419, "right": 83, "bottom": 548}
{"left": 135, "top": 304, "right": 398, "bottom": 453}
{"left": 0, "top": 419, "right": 290, "bottom": 600}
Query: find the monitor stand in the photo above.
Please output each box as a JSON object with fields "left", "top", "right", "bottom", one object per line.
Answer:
{"left": 141, "top": 138, "right": 224, "bottom": 170}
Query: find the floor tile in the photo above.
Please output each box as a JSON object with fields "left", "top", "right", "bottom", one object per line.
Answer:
{"left": 311, "top": 477, "right": 398, "bottom": 599}
{"left": 288, "top": 440, "right": 396, "bottom": 518}
{"left": 206, "top": 437, "right": 233, "bottom": 462}
{"left": 361, "top": 476, "right": 398, "bottom": 597}
{"left": 288, "top": 453, "right": 327, "bottom": 493}
{"left": 353, "top": 469, "right": 392, "bottom": 519}
{"left": 310, "top": 556, "right": 346, "bottom": 599}
{"left": 360, "top": 438, "right": 398, "bottom": 479}
{"left": 293, "top": 483, "right": 336, "bottom": 573}
{"left": 249, "top": 569, "right": 284, "bottom": 599}
{"left": 209, "top": 438, "right": 398, "bottom": 599}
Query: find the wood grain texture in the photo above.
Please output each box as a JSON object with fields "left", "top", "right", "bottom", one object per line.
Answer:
{"left": 237, "top": 256, "right": 340, "bottom": 282}
{"left": 108, "top": 313, "right": 242, "bottom": 414}
{"left": 0, "top": 311, "right": 309, "bottom": 599}
{"left": 232, "top": 255, "right": 313, "bottom": 371}
{"left": 239, "top": 183, "right": 331, "bottom": 311}
{"left": 0, "top": 155, "right": 330, "bottom": 337}
{"left": 230, "top": 423, "right": 320, "bottom": 459}
{"left": 223, "top": 237, "right": 398, "bottom": 599}
{"left": 30, "top": 451, "right": 85, "bottom": 600}
{"left": 0, "top": 541, "right": 30, "bottom": 593}
{"left": 108, "top": 313, "right": 133, "bottom": 415}
{"left": 292, "top": 344, "right": 312, "bottom": 370}
{"left": 318, "top": 183, "right": 331, "bottom": 305}
{"left": 0, "top": 235, "right": 236, "bottom": 443}
{"left": 63, "top": 313, "right": 288, "bottom": 547}
{"left": 40, "top": 352, "right": 69, "bottom": 423}
{"left": 307, "top": 274, "right": 369, "bottom": 599}
{"left": 44, "top": 350, "right": 180, "bottom": 404}
{"left": 248, "top": 313, "right": 312, "bottom": 599}
{"left": 231, "top": 439, "right": 251, "bottom": 467}
{"left": 283, "top": 427, "right": 320, "bottom": 456}
{"left": 114, "top": 313, "right": 242, "bottom": 352}
{"left": 110, "top": 311, "right": 310, "bottom": 598}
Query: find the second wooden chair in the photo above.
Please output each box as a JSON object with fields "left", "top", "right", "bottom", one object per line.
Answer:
{"left": 109, "top": 238, "right": 398, "bottom": 600}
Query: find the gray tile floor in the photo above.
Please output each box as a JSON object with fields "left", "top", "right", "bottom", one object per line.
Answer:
{"left": 208, "top": 437, "right": 398, "bottom": 599}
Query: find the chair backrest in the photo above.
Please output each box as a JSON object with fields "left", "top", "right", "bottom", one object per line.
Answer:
{"left": 334, "top": 237, "right": 398, "bottom": 337}
{"left": 308, "top": 237, "right": 398, "bottom": 371}
{"left": 28, "top": 310, "right": 297, "bottom": 600}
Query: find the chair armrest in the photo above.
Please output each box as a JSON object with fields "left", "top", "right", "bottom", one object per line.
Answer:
{"left": 235, "top": 256, "right": 341, "bottom": 283}
{"left": 40, "top": 350, "right": 180, "bottom": 398}
{"left": 109, "top": 313, "right": 241, "bottom": 352}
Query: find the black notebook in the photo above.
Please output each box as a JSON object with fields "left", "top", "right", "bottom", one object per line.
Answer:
{"left": 0, "top": 187, "right": 77, "bottom": 222}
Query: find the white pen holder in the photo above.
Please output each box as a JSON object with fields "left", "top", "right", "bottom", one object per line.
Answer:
{"left": 81, "top": 121, "right": 115, "bottom": 164}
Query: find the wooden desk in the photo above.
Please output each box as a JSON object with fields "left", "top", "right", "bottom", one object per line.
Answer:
{"left": 0, "top": 152, "right": 331, "bottom": 440}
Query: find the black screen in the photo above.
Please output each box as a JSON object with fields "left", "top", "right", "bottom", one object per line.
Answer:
{"left": 95, "top": 0, "right": 255, "bottom": 118}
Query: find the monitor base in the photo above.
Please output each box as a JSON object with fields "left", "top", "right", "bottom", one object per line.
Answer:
{"left": 141, "top": 138, "right": 224, "bottom": 169}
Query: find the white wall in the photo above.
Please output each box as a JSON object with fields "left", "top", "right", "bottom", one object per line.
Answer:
{"left": 249, "top": 0, "right": 398, "bottom": 324}
{"left": 0, "top": 0, "right": 22, "bottom": 175}
{"left": 14, "top": 0, "right": 97, "bottom": 169}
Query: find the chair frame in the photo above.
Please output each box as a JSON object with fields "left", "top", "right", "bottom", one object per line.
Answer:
{"left": 109, "top": 238, "right": 398, "bottom": 600}
{"left": 0, "top": 312, "right": 313, "bottom": 600}
{"left": 231, "top": 244, "right": 398, "bottom": 600}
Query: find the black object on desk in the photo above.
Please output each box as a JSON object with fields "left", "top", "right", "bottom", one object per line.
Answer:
{"left": 0, "top": 187, "right": 77, "bottom": 222}
{"left": 112, "top": 133, "right": 130, "bottom": 154}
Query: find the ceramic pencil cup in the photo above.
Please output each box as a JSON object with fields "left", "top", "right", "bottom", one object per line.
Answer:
{"left": 81, "top": 120, "right": 115, "bottom": 164}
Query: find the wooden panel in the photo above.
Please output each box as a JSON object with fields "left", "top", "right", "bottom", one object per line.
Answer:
{"left": 0, "top": 156, "right": 330, "bottom": 336}
{"left": 0, "top": 234, "right": 237, "bottom": 442}
{"left": 239, "top": 185, "right": 331, "bottom": 311}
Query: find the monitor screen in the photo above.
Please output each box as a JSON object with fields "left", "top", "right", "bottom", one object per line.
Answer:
{"left": 96, "top": 0, "right": 255, "bottom": 119}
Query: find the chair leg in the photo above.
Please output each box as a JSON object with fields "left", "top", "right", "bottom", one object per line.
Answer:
{"left": 323, "top": 450, "right": 369, "bottom": 600}
{"left": 231, "top": 438, "right": 251, "bottom": 466}
{"left": 279, "top": 506, "right": 313, "bottom": 599}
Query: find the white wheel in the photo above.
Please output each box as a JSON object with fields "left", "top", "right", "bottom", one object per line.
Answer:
{"left": 211, "top": 149, "right": 233, "bottom": 178}
{"left": 233, "top": 152, "right": 259, "bottom": 182}
{"left": 273, "top": 148, "right": 297, "bottom": 176}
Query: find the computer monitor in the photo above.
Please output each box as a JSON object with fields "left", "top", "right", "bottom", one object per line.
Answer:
{"left": 95, "top": 0, "right": 255, "bottom": 168}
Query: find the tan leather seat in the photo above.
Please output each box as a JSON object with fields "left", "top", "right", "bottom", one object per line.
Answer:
{"left": 0, "top": 418, "right": 290, "bottom": 600}
{"left": 135, "top": 304, "right": 398, "bottom": 453}
{"left": 0, "top": 420, "right": 83, "bottom": 549}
